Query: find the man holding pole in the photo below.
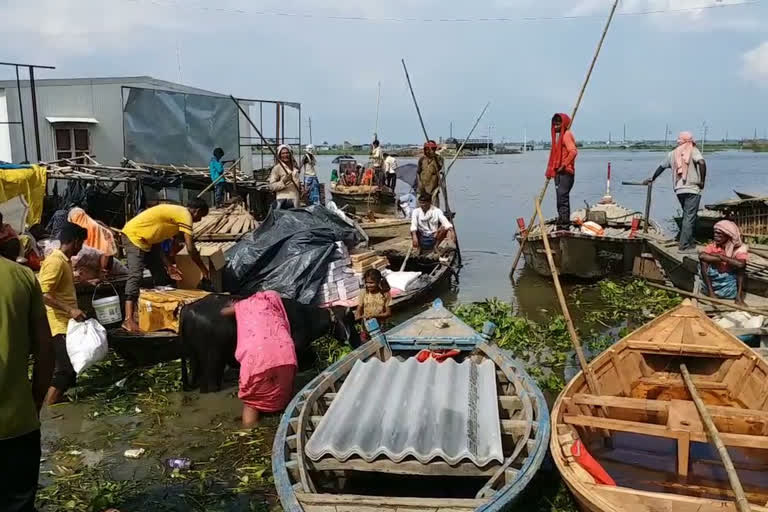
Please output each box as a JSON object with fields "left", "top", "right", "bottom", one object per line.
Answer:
{"left": 209, "top": 147, "right": 226, "bottom": 207}
{"left": 546, "top": 114, "right": 578, "bottom": 231}
{"left": 417, "top": 140, "right": 443, "bottom": 208}
{"left": 643, "top": 131, "right": 706, "bottom": 253}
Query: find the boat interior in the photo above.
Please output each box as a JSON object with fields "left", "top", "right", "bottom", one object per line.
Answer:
{"left": 277, "top": 311, "right": 546, "bottom": 509}
{"left": 554, "top": 304, "right": 768, "bottom": 507}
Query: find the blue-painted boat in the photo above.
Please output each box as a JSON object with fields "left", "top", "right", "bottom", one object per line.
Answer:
{"left": 272, "top": 299, "right": 549, "bottom": 512}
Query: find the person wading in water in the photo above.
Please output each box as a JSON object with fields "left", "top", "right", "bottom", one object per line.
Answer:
{"left": 546, "top": 113, "right": 578, "bottom": 231}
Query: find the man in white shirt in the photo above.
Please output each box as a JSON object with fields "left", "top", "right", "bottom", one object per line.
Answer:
{"left": 383, "top": 152, "right": 398, "bottom": 190}
{"left": 411, "top": 193, "right": 455, "bottom": 251}
{"left": 370, "top": 139, "right": 384, "bottom": 186}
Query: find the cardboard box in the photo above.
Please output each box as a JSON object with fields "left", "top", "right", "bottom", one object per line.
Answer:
{"left": 176, "top": 245, "right": 227, "bottom": 291}
{"left": 138, "top": 288, "right": 211, "bottom": 333}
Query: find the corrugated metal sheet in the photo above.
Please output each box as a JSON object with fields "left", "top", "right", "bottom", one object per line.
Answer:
{"left": 305, "top": 357, "right": 503, "bottom": 466}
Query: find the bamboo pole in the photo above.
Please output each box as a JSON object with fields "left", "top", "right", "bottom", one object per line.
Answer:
{"left": 647, "top": 282, "right": 768, "bottom": 316}
{"left": 196, "top": 158, "right": 242, "bottom": 199}
{"left": 509, "top": 0, "right": 621, "bottom": 280}
{"left": 535, "top": 200, "right": 600, "bottom": 394}
{"left": 444, "top": 102, "right": 490, "bottom": 179}
{"left": 401, "top": 59, "right": 429, "bottom": 141}
{"left": 680, "top": 364, "right": 752, "bottom": 512}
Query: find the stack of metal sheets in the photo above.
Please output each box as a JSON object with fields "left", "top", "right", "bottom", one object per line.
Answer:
{"left": 305, "top": 357, "right": 503, "bottom": 466}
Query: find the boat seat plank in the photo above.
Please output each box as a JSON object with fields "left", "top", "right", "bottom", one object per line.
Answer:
{"left": 571, "top": 393, "right": 768, "bottom": 423}
{"left": 563, "top": 414, "right": 768, "bottom": 449}
{"left": 308, "top": 457, "right": 501, "bottom": 477}
{"left": 625, "top": 340, "right": 742, "bottom": 357}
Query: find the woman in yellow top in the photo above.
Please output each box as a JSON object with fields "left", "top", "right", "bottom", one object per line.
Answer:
{"left": 355, "top": 269, "right": 392, "bottom": 334}
{"left": 120, "top": 199, "right": 210, "bottom": 332}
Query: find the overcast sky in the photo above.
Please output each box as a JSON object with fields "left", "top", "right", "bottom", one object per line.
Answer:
{"left": 1, "top": 0, "right": 766, "bottom": 143}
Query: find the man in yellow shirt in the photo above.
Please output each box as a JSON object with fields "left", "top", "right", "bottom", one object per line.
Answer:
{"left": 0, "top": 238, "right": 54, "bottom": 511}
{"left": 121, "top": 199, "right": 210, "bottom": 332}
{"left": 38, "top": 222, "right": 87, "bottom": 405}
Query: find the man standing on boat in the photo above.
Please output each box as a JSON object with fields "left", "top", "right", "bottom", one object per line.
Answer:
{"left": 411, "top": 193, "right": 455, "bottom": 252}
{"left": 383, "top": 152, "right": 398, "bottom": 190}
{"left": 370, "top": 139, "right": 384, "bottom": 186}
{"left": 418, "top": 140, "right": 444, "bottom": 208}
{"left": 644, "top": 131, "right": 706, "bottom": 252}
{"left": 546, "top": 113, "right": 578, "bottom": 231}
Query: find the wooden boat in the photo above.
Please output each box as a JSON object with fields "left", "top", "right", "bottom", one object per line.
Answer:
{"left": 551, "top": 302, "right": 768, "bottom": 511}
{"left": 673, "top": 208, "right": 723, "bottom": 241}
{"left": 647, "top": 237, "right": 768, "bottom": 297}
{"left": 517, "top": 201, "right": 663, "bottom": 279}
{"left": 330, "top": 183, "right": 397, "bottom": 215}
{"left": 356, "top": 212, "right": 411, "bottom": 240}
{"left": 369, "top": 235, "right": 460, "bottom": 312}
{"left": 735, "top": 190, "right": 758, "bottom": 200}
{"left": 273, "top": 299, "right": 550, "bottom": 511}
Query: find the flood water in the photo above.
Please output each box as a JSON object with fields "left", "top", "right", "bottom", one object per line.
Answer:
{"left": 37, "top": 150, "right": 768, "bottom": 511}
{"left": 318, "top": 150, "right": 768, "bottom": 320}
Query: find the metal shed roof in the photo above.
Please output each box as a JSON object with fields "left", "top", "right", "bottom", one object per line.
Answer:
{"left": 305, "top": 357, "right": 503, "bottom": 466}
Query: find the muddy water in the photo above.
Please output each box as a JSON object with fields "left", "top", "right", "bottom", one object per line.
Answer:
{"left": 37, "top": 150, "right": 768, "bottom": 510}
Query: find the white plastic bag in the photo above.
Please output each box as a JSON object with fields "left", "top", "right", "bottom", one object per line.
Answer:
{"left": 66, "top": 319, "right": 108, "bottom": 374}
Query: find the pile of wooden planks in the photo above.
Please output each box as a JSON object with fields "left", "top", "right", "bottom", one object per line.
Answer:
{"left": 193, "top": 203, "right": 258, "bottom": 241}
{"left": 350, "top": 250, "right": 389, "bottom": 273}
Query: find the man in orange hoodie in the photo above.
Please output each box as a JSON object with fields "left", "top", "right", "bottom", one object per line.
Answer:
{"left": 545, "top": 113, "right": 578, "bottom": 230}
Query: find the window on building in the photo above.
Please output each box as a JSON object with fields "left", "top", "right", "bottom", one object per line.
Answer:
{"left": 55, "top": 126, "right": 91, "bottom": 160}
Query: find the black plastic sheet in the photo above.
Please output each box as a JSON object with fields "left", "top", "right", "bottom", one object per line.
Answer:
{"left": 222, "top": 205, "right": 363, "bottom": 303}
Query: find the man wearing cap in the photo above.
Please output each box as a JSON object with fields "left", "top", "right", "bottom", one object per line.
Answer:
{"left": 417, "top": 140, "right": 444, "bottom": 208}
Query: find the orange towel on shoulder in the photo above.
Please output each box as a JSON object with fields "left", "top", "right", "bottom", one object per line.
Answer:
{"left": 67, "top": 207, "right": 117, "bottom": 256}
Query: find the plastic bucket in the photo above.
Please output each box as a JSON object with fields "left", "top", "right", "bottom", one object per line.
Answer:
{"left": 92, "top": 283, "right": 122, "bottom": 325}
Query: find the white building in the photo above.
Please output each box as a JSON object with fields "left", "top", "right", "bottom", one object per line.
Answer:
{"left": 0, "top": 76, "right": 302, "bottom": 171}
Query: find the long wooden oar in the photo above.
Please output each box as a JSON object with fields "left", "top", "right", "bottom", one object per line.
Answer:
{"left": 647, "top": 282, "right": 768, "bottom": 316}
{"left": 509, "top": 0, "right": 621, "bottom": 280}
{"left": 680, "top": 364, "right": 752, "bottom": 512}
{"left": 534, "top": 200, "right": 600, "bottom": 394}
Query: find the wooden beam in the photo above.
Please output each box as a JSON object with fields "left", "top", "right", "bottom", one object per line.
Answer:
{"left": 625, "top": 340, "right": 742, "bottom": 357}
{"left": 501, "top": 419, "right": 538, "bottom": 437}
{"left": 308, "top": 457, "right": 501, "bottom": 477}
{"left": 571, "top": 393, "right": 768, "bottom": 423}
{"left": 563, "top": 414, "right": 768, "bottom": 449}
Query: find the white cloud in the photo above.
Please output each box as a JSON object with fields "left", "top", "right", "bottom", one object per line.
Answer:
{"left": 567, "top": 0, "right": 761, "bottom": 31}
{"left": 743, "top": 41, "right": 768, "bottom": 86}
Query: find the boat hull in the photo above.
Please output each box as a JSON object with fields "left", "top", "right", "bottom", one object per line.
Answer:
{"left": 273, "top": 303, "right": 550, "bottom": 511}
{"left": 360, "top": 218, "right": 410, "bottom": 240}
{"left": 518, "top": 233, "right": 645, "bottom": 279}
{"left": 551, "top": 303, "right": 768, "bottom": 512}
{"left": 648, "top": 239, "right": 768, "bottom": 297}
{"left": 673, "top": 213, "right": 721, "bottom": 241}
{"left": 330, "top": 188, "right": 396, "bottom": 214}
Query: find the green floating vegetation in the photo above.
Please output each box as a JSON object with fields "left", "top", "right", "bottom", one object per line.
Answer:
{"left": 454, "top": 279, "right": 681, "bottom": 393}
{"left": 71, "top": 356, "right": 184, "bottom": 418}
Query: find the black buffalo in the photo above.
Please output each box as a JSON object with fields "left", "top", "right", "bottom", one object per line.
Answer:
{"left": 179, "top": 294, "right": 360, "bottom": 393}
